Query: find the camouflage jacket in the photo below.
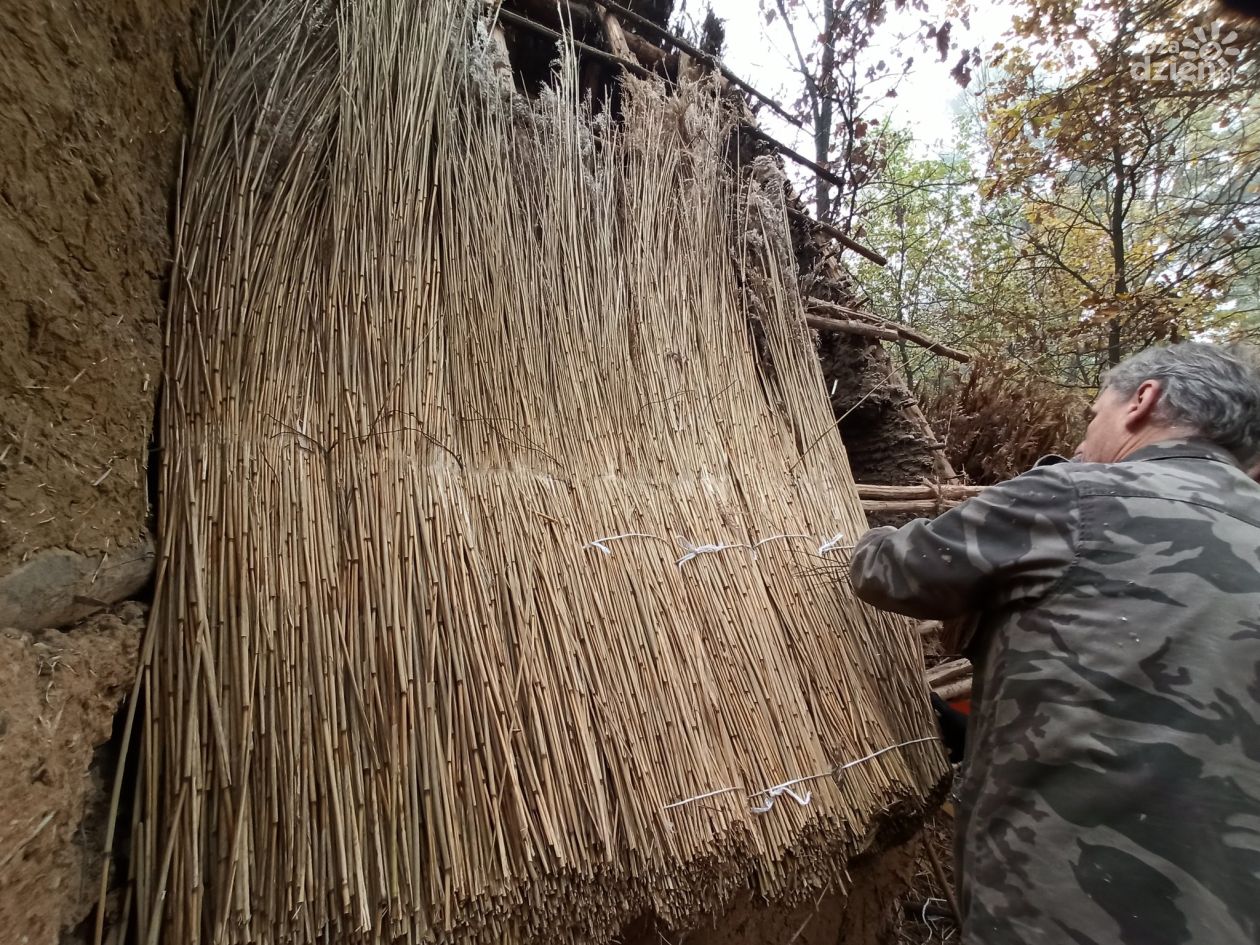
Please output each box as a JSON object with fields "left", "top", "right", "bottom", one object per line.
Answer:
{"left": 850, "top": 439, "right": 1260, "bottom": 945}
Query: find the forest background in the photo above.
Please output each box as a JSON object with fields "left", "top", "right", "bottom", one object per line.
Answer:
{"left": 684, "top": 0, "right": 1260, "bottom": 482}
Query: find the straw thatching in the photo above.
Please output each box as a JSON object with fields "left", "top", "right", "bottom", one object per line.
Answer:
{"left": 121, "top": 2, "right": 946, "bottom": 942}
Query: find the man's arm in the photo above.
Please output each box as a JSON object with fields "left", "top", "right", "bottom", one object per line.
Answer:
{"left": 848, "top": 466, "right": 1080, "bottom": 620}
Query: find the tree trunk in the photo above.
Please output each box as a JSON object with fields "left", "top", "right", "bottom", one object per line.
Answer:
{"left": 1109, "top": 143, "right": 1128, "bottom": 367}
{"left": 814, "top": 0, "right": 836, "bottom": 220}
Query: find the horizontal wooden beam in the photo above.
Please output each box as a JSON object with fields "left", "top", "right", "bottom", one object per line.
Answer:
{"left": 808, "top": 297, "right": 970, "bottom": 363}
{"left": 861, "top": 498, "right": 962, "bottom": 516}
{"left": 926, "top": 657, "right": 972, "bottom": 687}
{"left": 856, "top": 483, "right": 984, "bottom": 502}
{"left": 933, "top": 676, "right": 972, "bottom": 702}
{"left": 805, "top": 313, "right": 899, "bottom": 342}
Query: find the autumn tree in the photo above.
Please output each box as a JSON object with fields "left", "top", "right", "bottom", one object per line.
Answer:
{"left": 848, "top": 127, "right": 975, "bottom": 384}
{"left": 982, "top": 0, "right": 1260, "bottom": 376}
{"left": 759, "top": 0, "right": 926, "bottom": 228}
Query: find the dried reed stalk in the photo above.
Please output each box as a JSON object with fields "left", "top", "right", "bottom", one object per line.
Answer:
{"left": 123, "top": 3, "right": 946, "bottom": 943}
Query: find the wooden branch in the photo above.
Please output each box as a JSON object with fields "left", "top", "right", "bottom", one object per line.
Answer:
{"left": 933, "top": 676, "right": 972, "bottom": 702}
{"left": 585, "top": 0, "right": 806, "bottom": 130}
{"left": 856, "top": 484, "right": 985, "bottom": 502}
{"left": 789, "top": 209, "right": 889, "bottom": 267}
{"left": 862, "top": 498, "right": 966, "bottom": 516}
{"left": 904, "top": 899, "right": 955, "bottom": 922}
{"left": 922, "top": 819, "right": 965, "bottom": 928}
{"left": 926, "top": 658, "right": 972, "bottom": 687}
{"left": 745, "top": 128, "right": 850, "bottom": 204}
{"left": 905, "top": 398, "right": 956, "bottom": 479}
{"left": 860, "top": 485, "right": 985, "bottom": 516}
{"left": 497, "top": 8, "right": 653, "bottom": 79}
{"left": 805, "top": 313, "right": 899, "bottom": 342}
{"left": 807, "top": 297, "right": 970, "bottom": 363}
{"left": 892, "top": 330, "right": 969, "bottom": 364}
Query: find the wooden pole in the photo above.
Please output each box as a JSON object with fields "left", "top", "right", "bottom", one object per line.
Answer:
{"left": 805, "top": 313, "right": 899, "bottom": 343}
{"left": 934, "top": 677, "right": 973, "bottom": 702}
{"left": 788, "top": 209, "right": 888, "bottom": 267}
{"left": 856, "top": 484, "right": 984, "bottom": 501}
{"left": 807, "top": 310, "right": 969, "bottom": 364}
{"left": 922, "top": 823, "right": 964, "bottom": 928}
{"left": 585, "top": 0, "right": 806, "bottom": 130}
{"left": 861, "top": 498, "right": 958, "bottom": 516}
{"left": 497, "top": 8, "right": 653, "bottom": 79}
{"left": 807, "top": 297, "right": 970, "bottom": 363}
{"left": 925, "top": 658, "right": 971, "bottom": 687}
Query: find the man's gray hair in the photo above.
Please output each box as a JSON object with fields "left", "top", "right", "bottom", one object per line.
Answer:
{"left": 1103, "top": 342, "right": 1260, "bottom": 463}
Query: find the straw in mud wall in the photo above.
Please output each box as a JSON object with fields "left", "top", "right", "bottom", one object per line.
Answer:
{"left": 122, "top": 2, "right": 946, "bottom": 944}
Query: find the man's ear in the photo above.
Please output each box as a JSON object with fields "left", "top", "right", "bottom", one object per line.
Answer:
{"left": 1125, "top": 379, "right": 1164, "bottom": 429}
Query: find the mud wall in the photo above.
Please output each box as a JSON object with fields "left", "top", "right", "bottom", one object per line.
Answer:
{"left": 0, "top": 0, "right": 197, "bottom": 940}
{"left": 1, "top": 0, "right": 198, "bottom": 572}
{"left": 817, "top": 333, "right": 938, "bottom": 486}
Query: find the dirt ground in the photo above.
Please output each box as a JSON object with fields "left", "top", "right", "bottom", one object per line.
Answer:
{"left": 0, "top": 0, "right": 199, "bottom": 573}
{"left": 0, "top": 604, "right": 143, "bottom": 944}
{"left": 891, "top": 817, "right": 959, "bottom": 945}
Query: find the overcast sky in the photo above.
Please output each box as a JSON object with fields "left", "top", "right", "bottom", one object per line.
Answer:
{"left": 700, "top": 2, "right": 1015, "bottom": 157}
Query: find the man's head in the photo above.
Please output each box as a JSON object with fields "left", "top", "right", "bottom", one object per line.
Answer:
{"left": 1077, "top": 342, "right": 1260, "bottom": 465}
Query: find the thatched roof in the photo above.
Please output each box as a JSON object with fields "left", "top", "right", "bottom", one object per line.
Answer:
{"left": 122, "top": 2, "right": 948, "bottom": 943}
{"left": 493, "top": 0, "right": 957, "bottom": 488}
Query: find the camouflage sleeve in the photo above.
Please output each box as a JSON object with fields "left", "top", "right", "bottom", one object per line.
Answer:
{"left": 848, "top": 466, "right": 1080, "bottom": 620}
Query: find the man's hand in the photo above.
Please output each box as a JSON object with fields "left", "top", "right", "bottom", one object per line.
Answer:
{"left": 848, "top": 464, "right": 1079, "bottom": 620}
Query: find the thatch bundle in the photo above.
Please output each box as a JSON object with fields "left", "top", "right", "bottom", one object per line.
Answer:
{"left": 124, "top": 1, "right": 945, "bottom": 942}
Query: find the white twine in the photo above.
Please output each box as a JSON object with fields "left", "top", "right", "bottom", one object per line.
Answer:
{"left": 817, "top": 532, "right": 848, "bottom": 555}
{"left": 675, "top": 536, "right": 747, "bottom": 568}
{"left": 749, "top": 533, "right": 812, "bottom": 558}
{"left": 750, "top": 782, "right": 812, "bottom": 814}
{"left": 662, "top": 735, "right": 939, "bottom": 816}
{"left": 747, "top": 735, "right": 937, "bottom": 814}
{"left": 586, "top": 530, "right": 854, "bottom": 565}
{"left": 833, "top": 735, "right": 938, "bottom": 773}
{"left": 585, "top": 533, "right": 671, "bottom": 555}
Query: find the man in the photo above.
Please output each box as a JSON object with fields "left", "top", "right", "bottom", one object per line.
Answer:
{"left": 850, "top": 342, "right": 1260, "bottom": 944}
